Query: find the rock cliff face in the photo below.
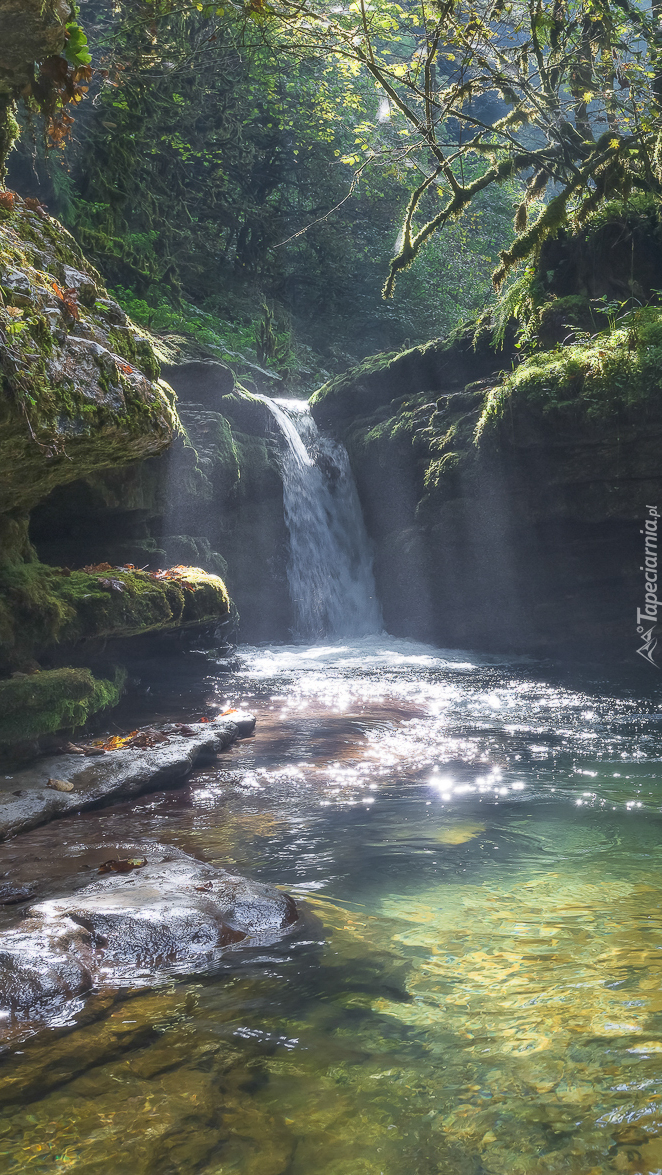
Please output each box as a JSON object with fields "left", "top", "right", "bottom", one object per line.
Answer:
{"left": 311, "top": 318, "right": 662, "bottom": 666}
{"left": 0, "top": 0, "right": 72, "bottom": 97}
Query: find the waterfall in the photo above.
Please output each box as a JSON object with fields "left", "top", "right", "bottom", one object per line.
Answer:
{"left": 255, "top": 396, "right": 382, "bottom": 640}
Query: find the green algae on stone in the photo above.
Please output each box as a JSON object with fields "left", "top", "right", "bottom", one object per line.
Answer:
{"left": 309, "top": 321, "right": 503, "bottom": 435}
{"left": 0, "top": 665, "right": 126, "bottom": 746}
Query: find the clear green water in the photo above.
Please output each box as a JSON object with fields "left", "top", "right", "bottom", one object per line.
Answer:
{"left": 1, "top": 637, "right": 662, "bottom": 1175}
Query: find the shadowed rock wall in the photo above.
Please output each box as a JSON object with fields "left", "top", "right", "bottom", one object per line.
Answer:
{"left": 27, "top": 361, "right": 292, "bottom": 643}
{"left": 311, "top": 334, "right": 662, "bottom": 666}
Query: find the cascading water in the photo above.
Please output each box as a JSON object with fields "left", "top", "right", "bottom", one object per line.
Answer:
{"left": 255, "top": 395, "right": 382, "bottom": 639}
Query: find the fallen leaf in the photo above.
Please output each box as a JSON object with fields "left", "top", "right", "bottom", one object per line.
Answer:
{"left": 98, "top": 857, "right": 147, "bottom": 874}
{"left": 62, "top": 741, "right": 86, "bottom": 755}
{"left": 47, "top": 778, "right": 74, "bottom": 792}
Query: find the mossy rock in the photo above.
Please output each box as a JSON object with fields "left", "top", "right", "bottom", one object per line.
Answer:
{"left": 0, "top": 561, "right": 230, "bottom": 671}
{"left": 537, "top": 194, "right": 662, "bottom": 306}
{"left": 476, "top": 306, "right": 662, "bottom": 446}
{"left": 0, "top": 666, "right": 126, "bottom": 747}
{"left": 310, "top": 325, "right": 507, "bottom": 436}
{"left": 0, "top": 196, "right": 181, "bottom": 526}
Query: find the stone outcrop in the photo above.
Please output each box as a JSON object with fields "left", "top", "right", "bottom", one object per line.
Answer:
{"left": 0, "top": 1, "right": 72, "bottom": 98}
{"left": 0, "top": 665, "right": 126, "bottom": 752}
{"left": 29, "top": 362, "right": 293, "bottom": 642}
{"left": 0, "top": 713, "right": 255, "bottom": 839}
{"left": 0, "top": 203, "right": 232, "bottom": 751}
{"left": 310, "top": 312, "right": 662, "bottom": 665}
{"left": 0, "top": 562, "right": 230, "bottom": 675}
{"left": 0, "top": 194, "right": 178, "bottom": 539}
{"left": 0, "top": 839, "right": 298, "bottom": 1029}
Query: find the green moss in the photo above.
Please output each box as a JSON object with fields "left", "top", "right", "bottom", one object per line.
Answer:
{"left": 107, "top": 327, "right": 161, "bottom": 381}
{"left": 0, "top": 98, "right": 19, "bottom": 181}
{"left": 577, "top": 192, "right": 662, "bottom": 235}
{"left": 475, "top": 306, "right": 662, "bottom": 443}
{"left": 0, "top": 665, "right": 126, "bottom": 746}
{"left": 310, "top": 325, "right": 504, "bottom": 438}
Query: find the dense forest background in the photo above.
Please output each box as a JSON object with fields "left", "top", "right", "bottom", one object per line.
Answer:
{"left": 7, "top": 0, "right": 517, "bottom": 387}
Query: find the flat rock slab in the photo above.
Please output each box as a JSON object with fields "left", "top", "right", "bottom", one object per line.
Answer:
{"left": 0, "top": 841, "right": 298, "bottom": 1030}
{"left": 0, "top": 715, "right": 255, "bottom": 842}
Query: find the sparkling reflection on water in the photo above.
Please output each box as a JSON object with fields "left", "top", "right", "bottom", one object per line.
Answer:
{"left": 2, "top": 637, "right": 662, "bottom": 1174}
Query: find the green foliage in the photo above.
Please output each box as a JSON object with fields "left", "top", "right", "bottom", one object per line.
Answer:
{"left": 113, "top": 287, "right": 295, "bottom": 381}
{"left": 9, "top": 0, "right": 516, "bottom": 373}
{"left": 64, "top": 22, "right": 92, "bottom": 67}
{"left": 254, "top": 0, "right": 662, "bottom": 292}
{"left": 256, "top": 303, "right": 291, "bottom": 377}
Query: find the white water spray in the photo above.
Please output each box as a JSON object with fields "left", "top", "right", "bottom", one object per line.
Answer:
{"left": 255, "top": 396, "right": 382, "bottom": 640}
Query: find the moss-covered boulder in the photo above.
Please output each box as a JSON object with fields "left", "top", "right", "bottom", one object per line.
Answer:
{"left": 0, "top": 562, "right": 230, "bottom": 672}
{"left": 0, "top": 210, "right": 237, "bottom": 750}
{"left": 310, "top": 324, "right": 506, "bottom": 435}
{"left": 0, "top": 194, "right": 179, "bottom": 540}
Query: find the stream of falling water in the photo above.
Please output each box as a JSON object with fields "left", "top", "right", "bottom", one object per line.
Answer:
{"left": 0, "top": 639, "right": 662, "bottom": 1175}
{"left": 255, "top": 396, "right": 382, "bottom": 639}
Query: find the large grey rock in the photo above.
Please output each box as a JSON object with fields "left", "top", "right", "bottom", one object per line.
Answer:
{"left": 0, "top": 842, "right": 298, "bottom": 1021}
{"left": 161, "top": 360, "right": 235, "bottom": 406}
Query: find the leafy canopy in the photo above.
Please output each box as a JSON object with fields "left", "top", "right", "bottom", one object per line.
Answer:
{"left": 218, "top": 0, "right": 662, "bottom": 294}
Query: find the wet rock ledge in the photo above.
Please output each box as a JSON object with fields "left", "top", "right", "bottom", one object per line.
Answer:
{"left": 0, "top": 713, "right": 255, "bottom": 841}
{"left": 0, "top": 840, "right": 298, "bottom": 1024}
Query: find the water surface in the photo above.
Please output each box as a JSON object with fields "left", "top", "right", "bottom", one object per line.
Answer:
{"left": 1, "top": 637, "right": 662, "bottom": 1175}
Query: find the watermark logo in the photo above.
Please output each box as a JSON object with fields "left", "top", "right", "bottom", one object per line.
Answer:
{"left": 636, "top": 504, "right": 660, "bottom": 666}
